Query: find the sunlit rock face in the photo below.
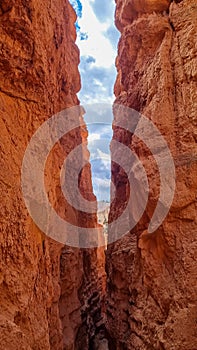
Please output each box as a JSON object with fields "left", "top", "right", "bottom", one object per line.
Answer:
{"left": 0, "top": 1, "right": 105, "bottom": 349}
{"left": 115, "top": 0, "right": 172, "bottom": 30}
{"left": 106, "top": 0, "right": 197, "bottom": 349}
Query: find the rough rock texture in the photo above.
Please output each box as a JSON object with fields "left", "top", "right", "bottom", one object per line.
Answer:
{"left": 0, "top": 1, "right": 105, "bottom": 349}
{"left": 106, "top": 0, "right": 197, "bottom": 349}
{"left": 97, "top": 202, "right": 110, "bottom": 247}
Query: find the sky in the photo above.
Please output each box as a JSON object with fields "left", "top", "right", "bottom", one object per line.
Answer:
{"left": 69, "top": 0, "right": 120, "bottom": 201}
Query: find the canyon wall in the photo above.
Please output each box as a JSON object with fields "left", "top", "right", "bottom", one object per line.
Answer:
{"left": 0, "top": 1, "right": 105, "bottom": 349}
{"left": 106, "top": 0, "right": 197, "bottom": 349}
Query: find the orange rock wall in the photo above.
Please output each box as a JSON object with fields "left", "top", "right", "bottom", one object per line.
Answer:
{"left": 106, "top": 0, "right": 197, "bottom": 349}
{"left": 0, "top": 1, "right": 105, "bottom": 349}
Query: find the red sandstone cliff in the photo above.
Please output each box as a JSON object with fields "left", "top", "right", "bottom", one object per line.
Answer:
{"left": 1, "top": 0, "right": 197, "bottom": 349}
{"left": 106, "top": 0, "right": 197, "bottom": 349}
{"left": 0, "top": 1, "right": 105, "bottom": 349}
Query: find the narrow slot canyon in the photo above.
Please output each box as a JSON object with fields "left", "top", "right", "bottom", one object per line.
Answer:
{"left": 0, "top": 1, "right": 197, "bottom": 350}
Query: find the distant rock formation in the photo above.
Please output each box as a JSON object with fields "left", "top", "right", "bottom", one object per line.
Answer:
{"left": 97, "top": 202, "right": 110, "bottom": 248}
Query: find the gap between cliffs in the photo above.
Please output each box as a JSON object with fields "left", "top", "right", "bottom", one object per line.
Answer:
{"left": 0, "top": 0, "right": 195, "bottom": 349}
{"left": 66, "top": 0, "right": 197, "bottom": 349}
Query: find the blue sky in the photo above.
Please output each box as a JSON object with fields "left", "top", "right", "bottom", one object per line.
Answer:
{"left": 69, "top": 0, "right": 119, "bottom": 201}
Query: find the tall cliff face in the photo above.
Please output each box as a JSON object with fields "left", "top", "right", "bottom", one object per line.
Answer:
{"left": 0, "top": 1, "right": 105, "bottom": 349}
{"left": 106, "top": 0, "right": 197, "bottom": 349}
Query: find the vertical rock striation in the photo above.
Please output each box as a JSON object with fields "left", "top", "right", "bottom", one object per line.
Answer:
{"left": 106, "top": 0, "right": 197, "bottom": 349}
{"left": 0, "top": 1, "right": 105, "bottom": 349}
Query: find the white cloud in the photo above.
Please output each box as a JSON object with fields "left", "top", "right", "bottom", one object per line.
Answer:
{"left": 88, "top": 133, "right": 101, "bottom": 142}
{"left": 69, "top": 0, "right": 119, "bottom": 200}
{"left": 93, "top": 176, "right": 111, "bottom": 201}
{"left": 96, "top": 148, "right": 110, "bottom": 160}
{"left": 70, "top": 0, "right": 119, "bottom": 104}
{"left": 76, "top": 0, "right": 116, "bottom": 69}
{"left": 92, "top": 148, "right": 111, "bottom": 171}
{"left": 94, "top": 177, "right": 111, "bottom": 189}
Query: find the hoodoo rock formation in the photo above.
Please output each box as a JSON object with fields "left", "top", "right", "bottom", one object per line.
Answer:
{"left": 106, "top": 0, "right": 197, "bottom": 349}
{"left": 0, "top": 1, "right": 105, "bottom": 349}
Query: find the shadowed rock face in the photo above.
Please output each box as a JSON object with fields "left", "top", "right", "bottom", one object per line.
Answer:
{"left": 0, "top": 1, "right": 105, "bottom": 349}
{"left": 106, "top": 0, "right": 197, "bottom": 349}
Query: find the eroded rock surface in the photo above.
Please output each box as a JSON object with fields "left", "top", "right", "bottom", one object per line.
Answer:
{"left": 0, "top": 1, "right": 105, "bottom": 349}
{"left": 106, "top": 0, "right": 197, "bottom": 349}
